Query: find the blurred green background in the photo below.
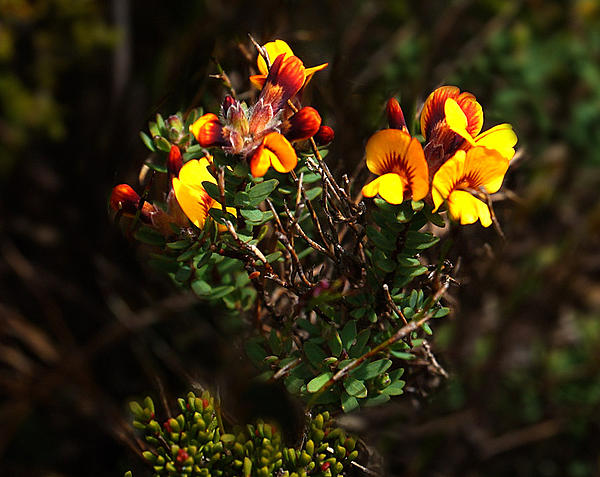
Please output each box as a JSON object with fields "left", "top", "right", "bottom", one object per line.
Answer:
{"left": 1, "top": 0, "right": 599, "bottom": 475}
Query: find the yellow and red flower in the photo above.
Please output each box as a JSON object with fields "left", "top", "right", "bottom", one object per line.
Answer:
{"left": 361, "top": 129, "right": 429, "bottom": 204}
{"left": 420, "top": 86, "right": 517, "bottom": 174}
{"left": 189, "top": 51, "right": 322, "bottom": 177}
{"left": 432, "top": 146, "right": 509, "bottom": 227}
{"left": 171, "top": 157, "right": 236, "bottom": 228}
{"left": 249, "top": 39, "right": 328, "bottom": 90}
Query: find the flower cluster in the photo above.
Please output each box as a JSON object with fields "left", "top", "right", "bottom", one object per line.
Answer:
{"left": 110, "top": 40, "right": 332, "bottom": 231}
{"left": 362, "top": 86, "right": 517, "bottom": 226}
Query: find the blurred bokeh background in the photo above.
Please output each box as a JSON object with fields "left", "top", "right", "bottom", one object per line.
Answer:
{"left": 1, "top": 0, "right": 600, "bottom": 475}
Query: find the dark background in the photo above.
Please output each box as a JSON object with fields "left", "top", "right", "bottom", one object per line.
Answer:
{"left": 1, "top": 1, "right": 600, "bottom": 476}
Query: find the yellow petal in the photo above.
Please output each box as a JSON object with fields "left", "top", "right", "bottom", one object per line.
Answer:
{"left": 474, "top": 123, "right": 517, "bottom": 161}
{"left": 172, "top": 177, "right": 212, "bottom": 228}
{"left": 377, "top": 173, "right": 405, "bottom": 204}
{"left": 447, "top": 190, "right": 492, "bottom": 227}
{"left": 304, "top": 62, "right": 328, "bottom": 85}
{"left": 432, "top": 150, "right": 466, "bottom": 212}
{"left": 177, "top": 157, "right": 215, "bottom": 190}
{"left": 257, "top": 39, "right": 295, "bottom": 75}
{"left": 444, "top": 98, "right": 475, "bottom": 144}
{"left": 463, "top": 146, "right": 509, "bottom": 194}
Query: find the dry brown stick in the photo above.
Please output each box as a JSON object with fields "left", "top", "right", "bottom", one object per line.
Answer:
{"left": 282, "top": 202, "right": 331, "bottom": 257}
{"left": 382, "top": 284, "right": 408, "bottom": 326}
{"left": 272, "top": 357, "right": 302, "bottom": 380}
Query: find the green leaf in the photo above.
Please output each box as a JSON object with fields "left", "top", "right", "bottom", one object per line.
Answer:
{"left": 340, "top": 392, "right": 360, "bottom": 413}
{"left": 404, "top": 231, "right": 439, "bottom": 250}
{"left": 166, "top": 240, "right": 191, "bottom": 250}
{"left": 364, "top": 394, "right": 391, "bottom": 407}
{"left": 380, "top": 380, "right": 405, "bottom": 396}
{"left": 340, "top": 321, "right": 357, "bottom": 350}
{"left": 234, "top": 191, "right": 251, "bottom": 207}
{"left": 433, "top": 306, "right": 450, "bottom": 318}
{"left": 191, "top": 279, "right": 211, "bottom": 296}
{"left": 174, "top": 265, "right": 192, "bottom": 282}
{"left": 134, "top": 226, "right": 165, "bottom": 247}
{"left": 305, "top": 186, "right": 322, "bottom": 201}
{"left": 208, "top": 285, "right": 235, "bottom": 300}
{"left": 202, "top": 181, "right": 221, "bottom": 202}
{"left": 307, "top": 372, "right": 333, "bottom": 393}
{"left": 352, "top": 359, "right": 392, "bottom": 380}
{"left": 304, "top": 341, "right": 327, "bottom": 369}
{"left": 248, "top": 179, "right": 279, "bottom": 205}
{"left": 144, "top": 157, "right": 167, "bottom": 173}
{"left": 140, "top": 131, "right": 156, "bottom": 151}
{"left": 240, "top": 209, "right": 263, "bottom": 222}
{"left": 349, "top": 329, "right": 371, "bottom": 358}
{"left": 245, "top": 340, "right": 268, "bottom": 367}
{"left": 389, "top": 350, "right": 415, "bottom": 360}
{"left": 366, "top": 225, "right": 395, "bottom": 252}
{"left": 153, "top": 135, "right": 171, "bottom": 152}
{"left": 208, "top": 208, "right": 236, "bottom": 225}
{"left": 343, "top": 377, "right": 367, "bottom": 398}
{"left": 328, "top": 331, "right": 343, "bottom": 357}
{"left": 423, "top": 206, "right": 446, "bottom": 227}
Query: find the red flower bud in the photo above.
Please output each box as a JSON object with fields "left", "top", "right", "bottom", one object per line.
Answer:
{"left": 284, "top": 106, "right": 322, "bottom": 142}
{"left": 248, "top": 271, "right": 261, "bottom": 280}
{"left": 168, "top": 145, "right": 183, "bottom": 176}
{"left": 321, "top": 462, "right": 331, "bottom": 471}
{"left": 314, "top": 125, "right": 335, "bottom": 146}
{"left": 386, "top": 97, "right": 407, "bottom": 131}
{"left": 110, "top": 184, "right": 140, "bottom": 216}
{"left": 110, "top": 184, "right": 156, "bottom": 222}
{"left": 222, "top": 95, "right": 236, "bottom": 114}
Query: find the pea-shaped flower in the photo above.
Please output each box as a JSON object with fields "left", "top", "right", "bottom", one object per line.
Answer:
{"left": 361, "top": 129, "right": 429, "bottom": 204}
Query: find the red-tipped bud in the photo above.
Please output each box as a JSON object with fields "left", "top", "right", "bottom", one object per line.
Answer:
{"left": 110, "top": 184, "right": 155, "bottom": 222}
{"left": 314, "top": 125, "right": 335, "bottom": 146}
{"left": 110, "top": 184, "right": 140, "bottom": 215}
{"left": 386, "top": 97, "right": 407, "bottom": 131}
{"left": 167, "top": 145, "right": 183, "bottom": 176}
{"left": 222, "top": 95, "right": 236, "bottom": 114}
{"left": 189, "top": 113, "right": 226, "bottom": 148}
{"left": 284, "top": 106, "right": 322, "bottom": 142}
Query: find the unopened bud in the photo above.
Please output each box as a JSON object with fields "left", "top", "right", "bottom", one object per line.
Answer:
{"left": 222, "top": 95, "right": 236, "bottom": 114}
{"left": 110, "top": 184, "right": 140, "bottom": 216}
{"left": 386, "top": 97, "right": 407, "bottom": 131}
{"left": 167, "top": 114, "right": 184, "bottom": 142}
{"left": 284, "top": 106, "right": 322, "bottom": 142}
{"left": 314, "top": 125, "right": 334, "bottom": 146}
{"left": 168, "top": 145, "right": 183, "bottom": 176}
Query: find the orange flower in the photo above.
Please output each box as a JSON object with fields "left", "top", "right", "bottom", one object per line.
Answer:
{"left": 361, "top": 129, "right": 429, "bottom": 204}
{"left": 432, "top": 147, "right": 509, "bottom": 227}
{"left": 189, "top": 53, "right": 311, "bottom": 178}
{"left": 172, "top": 157, "right": 236, "bottom": 228}
{"left": 249, "top": 132, "right": 297, "bottom": 177}
{"left": 249, "top": 39, "right": 328, "bottom": 90}
{"left": 421, "top": 86, "right": 517, "bottom": 168}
